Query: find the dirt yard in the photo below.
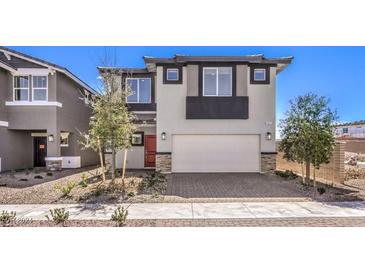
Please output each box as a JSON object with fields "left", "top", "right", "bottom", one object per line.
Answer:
{"left": 0, "top": 167, "right": 160, "bottom": 204}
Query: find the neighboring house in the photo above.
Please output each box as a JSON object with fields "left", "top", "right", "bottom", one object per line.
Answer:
{"left": 0, "top": 47, "right": 99, "bottom": 172}
{"left": 99, "top": 54, "right": 292, "bottom": 173}
{"left": 335, "top": 120, "right": 365, "bottom": 139}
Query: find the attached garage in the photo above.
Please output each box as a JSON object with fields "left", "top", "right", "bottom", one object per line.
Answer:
{"left": 171, "top": 134, "right": 260, "bottom": 173}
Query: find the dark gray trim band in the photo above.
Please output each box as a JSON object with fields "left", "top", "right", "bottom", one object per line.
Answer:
{"left": 156, "top": 152, "right": 171, "bottom": 155}
{"left": 186, "top": 96, "right": 249, "bottom": 119}
{"left": 261, "top": 152, "right": 278, "bottom": 155}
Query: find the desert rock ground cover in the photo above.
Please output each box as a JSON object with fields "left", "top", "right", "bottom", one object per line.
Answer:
{"left": 0, "top": 166, "right": 163, "bottom": 204}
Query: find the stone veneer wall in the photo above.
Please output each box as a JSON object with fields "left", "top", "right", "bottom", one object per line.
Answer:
{"left": 276, "top": 142, "right": 345, "bottom": 184}
{"left": 261, "top": 153, "right": 277, "bottom": 173}
{"left": 156, "top": 153, "right": 171, "bottom": 173}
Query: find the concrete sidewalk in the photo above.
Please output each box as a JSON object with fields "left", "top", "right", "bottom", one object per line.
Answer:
{"left": 2, "top": 201, "right": 365, "bottom": 220}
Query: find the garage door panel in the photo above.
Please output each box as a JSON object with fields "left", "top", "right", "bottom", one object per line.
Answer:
{"left": 172, "top": 135, "right": 260, "bottom": 173}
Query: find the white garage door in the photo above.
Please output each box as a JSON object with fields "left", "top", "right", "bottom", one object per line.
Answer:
{"left": 172, "top": 135, "right": 260, "bottom": 173}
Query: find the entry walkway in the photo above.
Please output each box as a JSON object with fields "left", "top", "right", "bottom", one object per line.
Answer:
{"left": 1, "top": 201, "right": 365, "bottom": 220}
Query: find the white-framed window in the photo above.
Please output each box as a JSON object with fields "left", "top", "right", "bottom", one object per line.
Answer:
{"left": 13, "top": 75, "right": 29, "bottom": 101}
{"left": 342, "top": 128, "right": 349, "bottom": 134}
{"left": 203, "top": 67, "right": 232, "bottom": 96}
{"left": 126, "top": 78, "right": 151, "bottom": 103}
{"left": 32, "top": 75, "right": 48, "bottom": 101}
{"left": 167, "top": 68, "right": 179, "bottom": 81}
{"left": 131, "top": 132, "right": 144, "bottom": 146}
{"left": 60, "top": 132, "right": 70, "bottom": 147}
{"left": 254, "top": 68, "right": 266, "bottom": 81}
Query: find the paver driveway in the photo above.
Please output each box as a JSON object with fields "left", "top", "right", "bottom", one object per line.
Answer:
{"left": 166, "top": 173, "right": 332, "bottom": 200}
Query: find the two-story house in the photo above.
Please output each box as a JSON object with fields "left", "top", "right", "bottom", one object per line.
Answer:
{"left": 335, "top": 120, "right": 365, "bottom": 139}
{"left": 0, "top": 47, "right": 99, "bottom": 172}
{"left": 100, "top": 54, "right": 292, "bottom": 173}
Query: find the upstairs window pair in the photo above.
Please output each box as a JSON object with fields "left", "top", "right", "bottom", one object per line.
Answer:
{"left": 126, "top": 78, "right": 151, "bottom": 103}
{"left": 203, "top": 67, "right": 232, "bottom": 96}
{"left": 14, "top": 75, "right": 48, "bottom": 101}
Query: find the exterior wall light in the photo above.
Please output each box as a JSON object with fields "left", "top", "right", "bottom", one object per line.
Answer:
{"left": 161, "top": 132, "right": 166, "bottom": 140}
{"left": 48, "top": 134, "right": 54, "bottom": 142}
{"left": 266, "top": 132, "right": 272, "bottom": 140}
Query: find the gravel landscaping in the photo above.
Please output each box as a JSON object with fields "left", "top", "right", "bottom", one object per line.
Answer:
{"left": 0, "top": 167, "right": 158, "bottom": 204}
{"left": 3, "top": 217, "right": 365, "bottom": 227}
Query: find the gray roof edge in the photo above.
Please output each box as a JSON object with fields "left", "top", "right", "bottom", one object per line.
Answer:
{"left": 143, "top": 54, "right": 293, "bottom": 65}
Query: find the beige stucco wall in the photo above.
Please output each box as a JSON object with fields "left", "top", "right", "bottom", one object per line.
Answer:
{"left": 116, "top": 126, "right": 156, "bottom": 169}
{"left": 156, "top": 65, "right": 277, "bottom": 153}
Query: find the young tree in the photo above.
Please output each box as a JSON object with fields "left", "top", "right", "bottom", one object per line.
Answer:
{"left": 279, "top": 93, "right": 338, "bottom": 186}
{"left": 94, "top": 69, "right": 136, "bottom": 183}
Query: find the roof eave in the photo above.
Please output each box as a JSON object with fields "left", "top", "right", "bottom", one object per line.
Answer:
{"left": 0, "top": 47, "right": 97, "bottom": 95}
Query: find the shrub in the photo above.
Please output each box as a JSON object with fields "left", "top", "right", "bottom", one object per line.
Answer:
{"left": 46, "top": 172, "right": 53, "bottom": 177}
{"left": 317, "top": 187, "right": 326, "bottom": 195}
{"left": 34, "top": 175, "right": 43, "bottom": 179}
{"left": 54, "top": 181, "right": 77, "bottom": 197}
{"left": 19, "top": 178, "right": 28, "bottom": 182}
{"left": 111, "top": 206, "right": 128, "bottom": 227}
{"left": 345, "top": 167, "right": 365, "bottom": 181}
{"left": 274, "top": 170, "right": 298, "bottom": 180}
{"left": 139, "top": 171, "right": 167, "bottom": 194}
{"left": 46, "top": 208, "right": 69, "bottom": 225}
{"left": 0, "top": 211, "right": 16, "bottom": 226}
{"left": 79, "top": 174, "right": 88, "bottom": 188}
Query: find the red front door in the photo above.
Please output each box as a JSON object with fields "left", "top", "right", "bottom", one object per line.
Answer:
{"left": 144, "top": 135, "right": 156, "bottom": 167}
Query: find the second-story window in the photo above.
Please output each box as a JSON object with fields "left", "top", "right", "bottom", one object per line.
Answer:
{"left": 126, "top": 78, "right": 151, "bottom": 103}
{"left": 254, "top": 68, "right": 266, "bottom": 81}
{"left": 32, "top": 76, "right": 48, "bottom": 101}
{"left": 14, "top": 76, "right": 29, "bottom": 101}
{"left": 167, "top": 68, "right": 179, "bottom": 81}
{"left": 203, "top": 67, "right": 232, "bottom": 96}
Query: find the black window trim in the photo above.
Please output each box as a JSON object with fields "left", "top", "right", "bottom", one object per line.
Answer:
{"left": 250, "top": 64, "right": 271, "bottom": 85}
{"left": 131, "top": 131, "right": 145, "bottom": 146}
{"left": 163, "top": 65, "right": 183, "bottom": 84}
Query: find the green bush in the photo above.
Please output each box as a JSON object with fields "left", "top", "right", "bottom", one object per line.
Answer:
{"left": 0, "top": 211, "right": 16, "bottom": 226}
{"left": 54, "top": 181, "right": 77, "bottom": 197}
{"left": 274, "top": 170, "right": 298, "bottom": 180}
{"left": 79, "top": 174, "right": 89, "bottom": 188}
{"left": 139, "top": 171, "right": 167, "bottom": 195}
{"left": 111, "top": 206, "right": 128, "bottom": 227}
{"left": 46, "top": 208, "right": 69, "bottom": 225}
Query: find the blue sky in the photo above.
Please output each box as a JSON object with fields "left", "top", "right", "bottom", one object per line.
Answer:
{"left": 9, "top": 46, "right": 365, "bottom": 124}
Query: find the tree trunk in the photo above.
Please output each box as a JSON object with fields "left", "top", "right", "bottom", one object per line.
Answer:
{"left": 301, "top": 162, "right": 305, "bottom": 185}
{"left": 313, "top": 167, "right": 317, "bottom": 196}
{"left": 122, "top": 149, "right": 127, "bottom": 180}
{"left": 98, "top": 145, "right": 106, "bottom": 184}
{"left": 111, "top": 138, "right": 116, "bottom": 183}
{"left": 305, "top": 160, "right": 311, "bottom": 185}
